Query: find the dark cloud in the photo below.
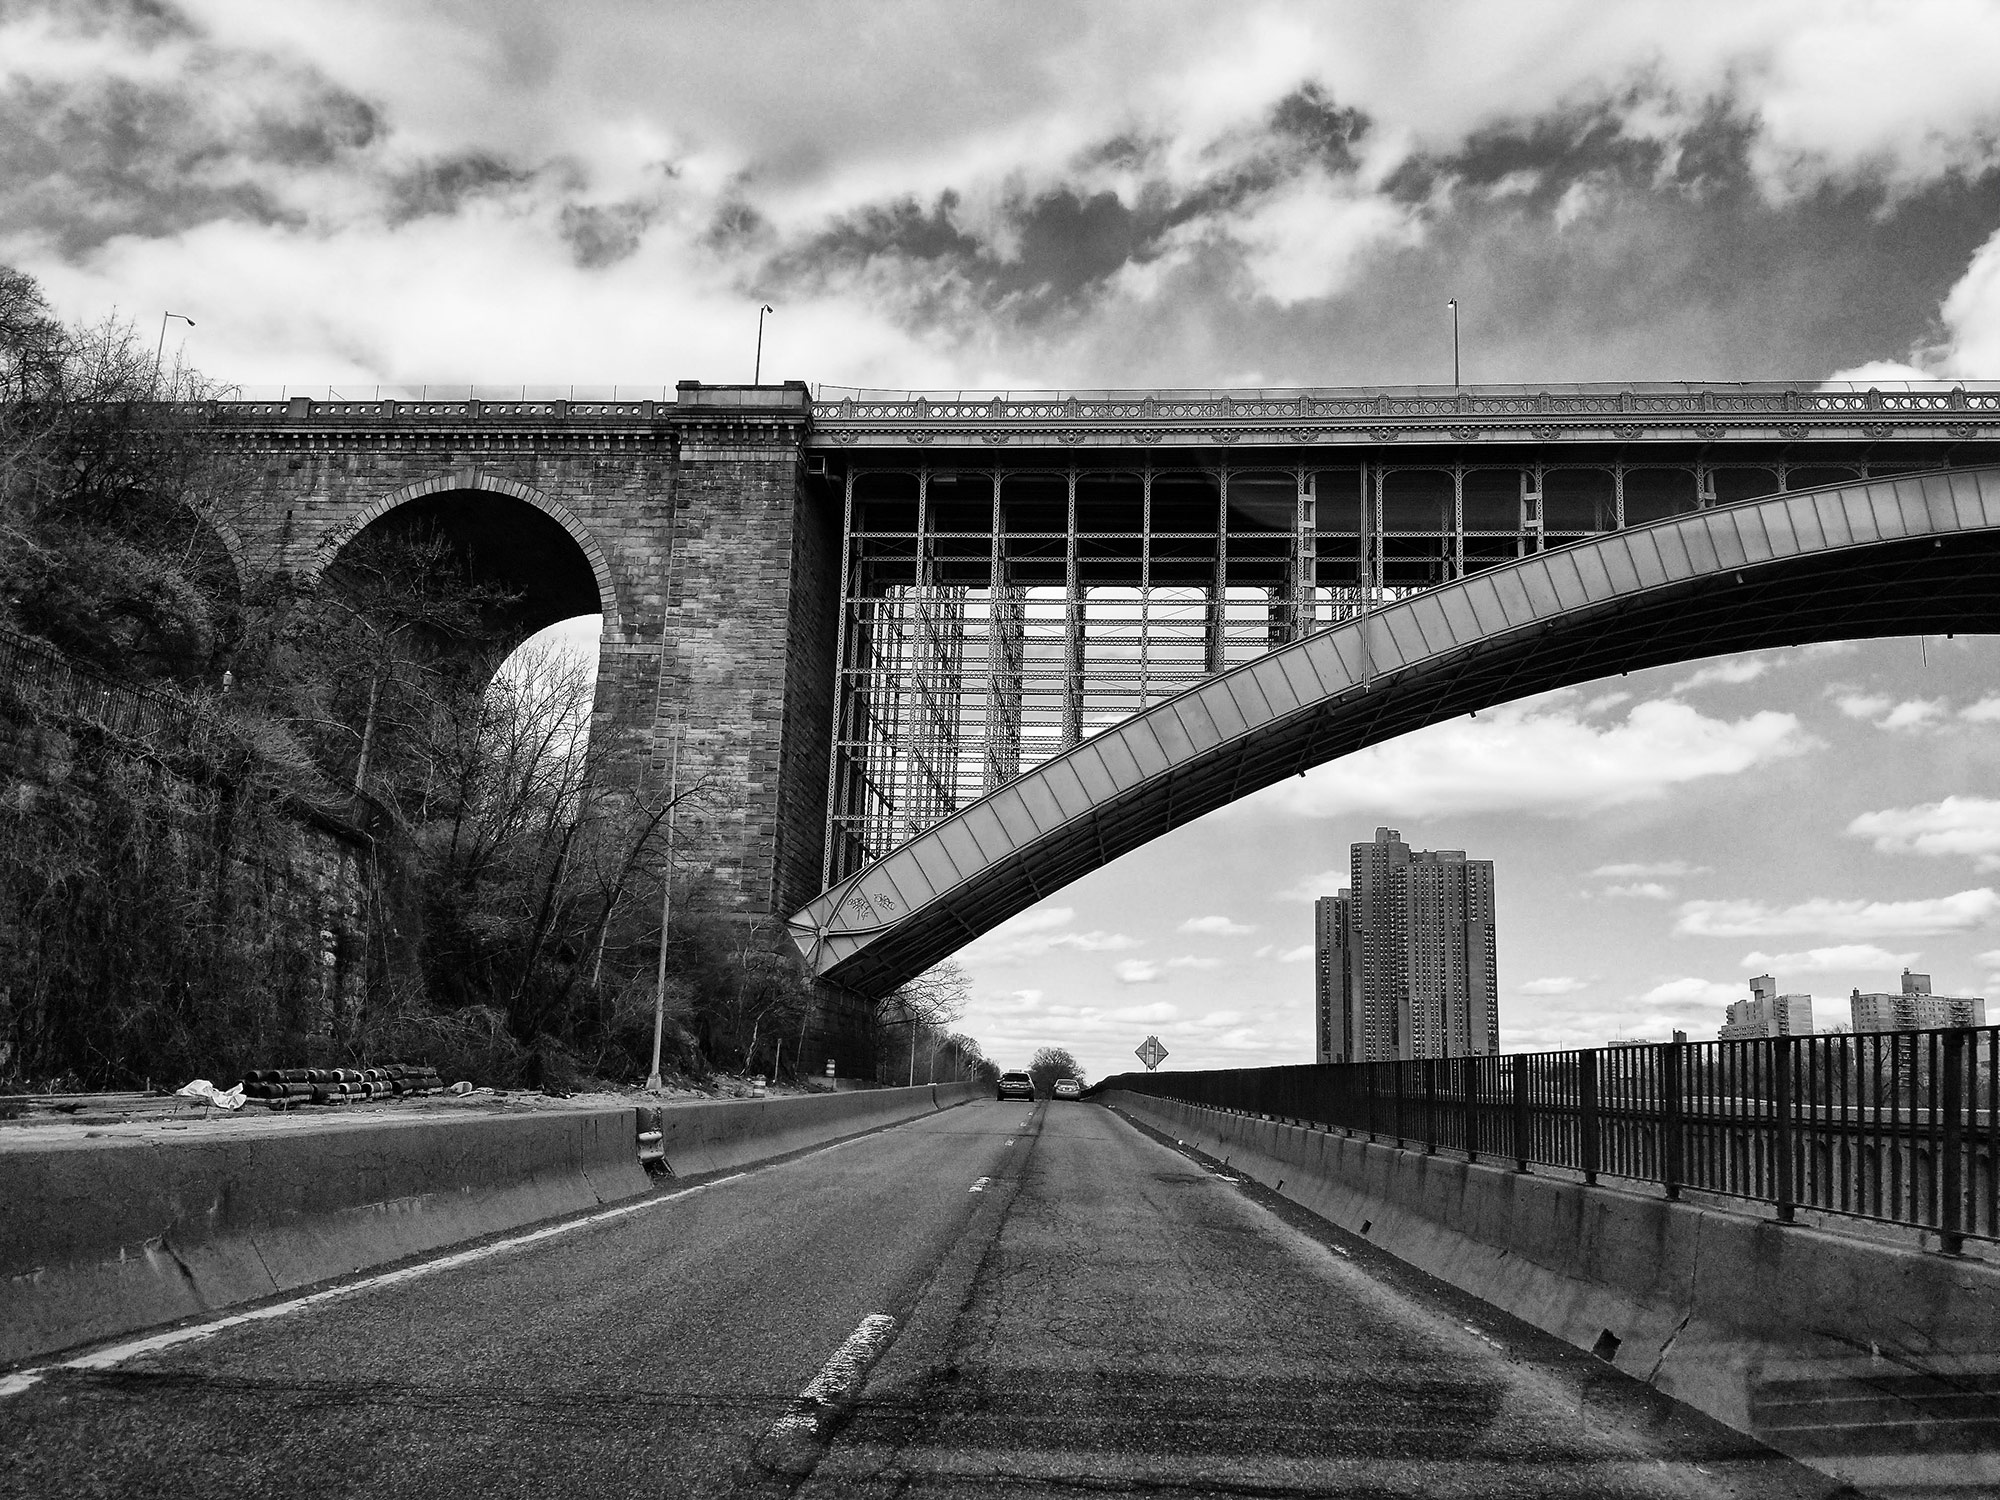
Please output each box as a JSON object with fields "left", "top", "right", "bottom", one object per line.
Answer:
{"left": 1267, "top": 82, "right": 1369, "bottom": 176}
{"left": 23, "top": 0, "right": 198, "bottom": 47}
{"left": 559, "top": 201, "right": 654, "bottom": 269}
{"left": 0, "top": 1, "right": 387, "bottom": 256}
{"left": 1054, "top": 155, "right": 2000, "bottom": 389}
{"left": 0, "top": 76, "right": 302, "bottom": 255}
{"left": 764, "top": 84, "right": 1380, "bottom": 325}
{"left": 389, "top": 154, "right": 538, "bottom": 225}
{"left": 767, "top": 65, "right": 1999, "bottom": 388}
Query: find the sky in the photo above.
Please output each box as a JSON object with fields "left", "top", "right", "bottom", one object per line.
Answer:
{"left": 9, "top": 0, "right": 2000, "bottom": 1079}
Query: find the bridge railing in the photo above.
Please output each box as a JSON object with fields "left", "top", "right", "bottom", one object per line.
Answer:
{"left": 1099, "top": 1026, "right": 2000, "bottom": 1252}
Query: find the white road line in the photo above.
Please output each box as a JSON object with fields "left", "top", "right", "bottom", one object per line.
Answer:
{"left": 0, "top": 1171, "right": 750, "bottom": 1399}
{"left": 760, "top": 1313, "right": 897, "bottom": 1448}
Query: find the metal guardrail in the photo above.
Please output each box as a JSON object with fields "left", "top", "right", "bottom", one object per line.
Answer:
{"left": 1102, "top": 1026, "right": 2000, "bottom": 1252}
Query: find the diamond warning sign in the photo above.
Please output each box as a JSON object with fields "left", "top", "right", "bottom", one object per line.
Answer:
{"left": 1135, "top": 1035, "right": 1169, "bottom": 1071}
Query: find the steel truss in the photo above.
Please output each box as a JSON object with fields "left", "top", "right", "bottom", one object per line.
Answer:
{"left": 820, "top": 449, "right": 1947, "bottom": 884}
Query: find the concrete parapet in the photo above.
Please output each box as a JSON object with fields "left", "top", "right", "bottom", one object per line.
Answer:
{"left": 1106, "top": 1091, "right": 2000, "bottom": 1499}
{"left": 4, "top": 1084, "right": 987, "bottom": 1368}
{"left": 648, "top": 1081, "right": 986, "bottom": 1179}
{"left": 1, "top": 1106, "right": 650, "bottom": 1367}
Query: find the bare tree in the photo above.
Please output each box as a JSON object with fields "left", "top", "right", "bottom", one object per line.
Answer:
{"left": 877, "top": 962, "right": 971, "bottom": 1084}
{"left": 1029, "top": 1045, "right": 1083, "bottom": 1097}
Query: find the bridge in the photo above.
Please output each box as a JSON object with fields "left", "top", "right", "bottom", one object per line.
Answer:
{"left": 196, "top": 381, "right": 2000, "bottom": 1007}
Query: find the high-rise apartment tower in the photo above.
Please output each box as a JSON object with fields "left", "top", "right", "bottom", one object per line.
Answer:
{"left": 1314, "top": 828, "right": 1499, "bottom": 1062}
{"left": 1718, "top": 974, "right": 1815, "bottom": 1039}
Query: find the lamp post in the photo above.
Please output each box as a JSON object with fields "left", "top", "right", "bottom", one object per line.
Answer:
{"left": 154, "top": 312, "right": 195, "bottom": 391}
{"left": 644, "top": 719, "right": 684, "bottom": 1092}
{"left": 753, "top": 304, "right": 774, "bottom": 384}
{"left": 1446, "top": 298, "right": 1460, "bottom": 387}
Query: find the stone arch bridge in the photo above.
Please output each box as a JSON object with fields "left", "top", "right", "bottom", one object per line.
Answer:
{"left": 198, "top": 381, "right": 2000, "bottom": 1006}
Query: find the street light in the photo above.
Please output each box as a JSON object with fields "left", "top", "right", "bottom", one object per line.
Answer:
{"left": 1446, "top": 298, "right": 1460, "bottom": 387}
{"left": 753, "top": 304, "right": 774, "bottom": 384}
{"left": 154, "top": 312, "right": 195, "bottom": 391}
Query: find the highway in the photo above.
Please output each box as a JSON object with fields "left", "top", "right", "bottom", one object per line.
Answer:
{"left": 0, "top": 1098, "right": 1850, "bottom": 1498}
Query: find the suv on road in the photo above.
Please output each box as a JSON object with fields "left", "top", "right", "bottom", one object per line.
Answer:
{"left": 996, "top": 1070, "right": 1034, "bottom": 1100}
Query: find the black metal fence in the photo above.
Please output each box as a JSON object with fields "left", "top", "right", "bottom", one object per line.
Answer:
{"left": 1101, "top": 1027, "right": 2000, "bottom": 1252}
{"left": 0, "top": 628, "right": 201, "bottom": 742}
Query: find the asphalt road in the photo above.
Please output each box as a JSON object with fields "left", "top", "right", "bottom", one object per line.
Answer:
{"left": 1, "top": 1098, "right": 1854, "bottom": 1499}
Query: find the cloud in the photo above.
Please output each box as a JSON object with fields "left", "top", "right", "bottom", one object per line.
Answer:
{"left": 1962, "top": 697, "right": 2000, "bottom": 723}
{"left": 1833, "top": 692, "right": 1891, "bottom": 719}
{"left": 1833, "top": 692, "right": 1949, "bottom": 731}
{"left": 1256, "top": 691, "right": 1812, "bottom": 821}
{"left": 1603, "top": 881, "right": 1673, "bottom": 900}
{"left": 1111, "top": 1001, "right": 1178, "bottom": 1022}
{"left": 1591, "top": 861, "right": 1709, "bottom": 879}
{"left": 1675, "top": 888, "right": 2000, "bottom": 938}
{"left": 1639, "top": 978, "right": 1742, "bottom": 1009}
{"left": 1178, "top": 914, "right": 1256, "bottom": 936}
{"left": 1274, "top": 943, "right": 1315, "bottom": 963}
{"left": 1739, "top": 944, "right": 1919, "bottom": 975}
{"left": 1848, "top": 797, "right": 2000, "bottom": 871}
{"left": 1505, "top": 974, "right": 1734, "bottom": 1051}
{"left": 1889, "top": 224, "right": 2000, "bottom": 378}
{"left": 959, "top": 907, "right": 1141, "bottom": 964}
{"left": 1165, "top": 954, "right": 1220, "bottom": 971}
{"left": 1670, "top": 655, "right": 1773, "bottom": 693}
{"left": 1519, "top": 976, "right": 1588, "bottom": 995}
{"left": 989, "top": 907, "right": 1074, "bottom": 934}
{"left": 1275, "top": 869, "right": 1348, "bottom": 902}
{"left": 1113, "top": 959, "right": 1161, "bottom": 984}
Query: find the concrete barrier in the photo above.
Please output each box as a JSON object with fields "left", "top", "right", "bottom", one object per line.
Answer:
{"left": 4, "top": 1082, "right": 987, "bottom": 1367}
{"left": 1, "top": 1105, "right": 649, "bottom": 1367}
{"left": 1107, "top": 1090, "right": 2000, "bottom": 1499}
{"left": 648, "top": 1080, "right": 987, "bottom": 1178}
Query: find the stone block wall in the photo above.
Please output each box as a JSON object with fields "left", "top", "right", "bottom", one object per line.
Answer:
{"left": 208, "top": 392, "right": 836, "bottom": 930}
{"left": 0, "top": 692, "right": 372, "bottom": 1081}
{"left": 663, "top": 442, "right": 810, "bottom": 917}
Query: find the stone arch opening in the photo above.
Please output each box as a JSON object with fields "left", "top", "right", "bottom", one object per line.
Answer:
{"left": 304, "top": 475, "right": 615, "bottom": 801}
{"left": 325, "top": 476, "right": 613, "bottom": 658}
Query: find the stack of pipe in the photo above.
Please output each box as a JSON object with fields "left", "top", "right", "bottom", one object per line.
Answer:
{"left": 242, "top": 1064, "right": 443, "bottom": 1106}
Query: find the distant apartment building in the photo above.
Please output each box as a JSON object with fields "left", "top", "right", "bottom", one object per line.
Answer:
{"left": 1313, "top": 894, "right": 1359, "bottom": 1063}
{"left": 1850, "top": 969, "right": 1987, "bottom": 1032}
{"left": 1314, "top": 828, "right": 1498, "bottom": 1062}
{"left": 1718, "top": 975, "right": 1814, "bottom": 1040}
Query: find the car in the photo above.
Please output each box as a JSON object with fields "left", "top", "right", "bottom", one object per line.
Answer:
{"left": 1052, "top": 1077, "right": 1081, "bottom": 1100}
{"left": 996, "top": 1070, "right": 1035, "bottom": 1101}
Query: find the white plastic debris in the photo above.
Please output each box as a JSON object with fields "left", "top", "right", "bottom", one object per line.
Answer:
{"left": 175, "top": 1079, "right": 246, "bottom": 1111}
{"left": 449, "top": 1080, "right": 474, "bottom": 1095}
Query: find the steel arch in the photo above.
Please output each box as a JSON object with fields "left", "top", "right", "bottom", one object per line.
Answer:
{"left": 789, "top": 467, "right": 2000, "bottom": 996}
